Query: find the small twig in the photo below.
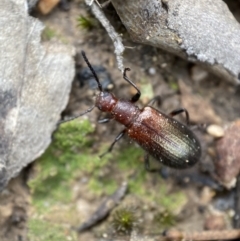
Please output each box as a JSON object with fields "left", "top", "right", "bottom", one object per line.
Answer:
{"left": 163, "top": 229, "right": 240, "bottom": 241}
{"left": 94, "top": 0, "right": 111, "bottom": 8}
{"left": 85, "top": 0, "right": 125, "bottom": 72}
{"left": 77, "top": 182, "right": 128, "bottom": 232}
{"left": 234, "top": 175, "right": 240, "bottom": 228}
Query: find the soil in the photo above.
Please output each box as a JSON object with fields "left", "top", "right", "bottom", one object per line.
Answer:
{"left": 1, "top": 1, "right": 240, "bottom": 241}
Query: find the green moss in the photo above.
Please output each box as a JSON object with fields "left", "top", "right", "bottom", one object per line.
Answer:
{"left": 112, "top": 206, "right": 138, "bottom": 233}
{"left": 167, "top": 77, "right": 179, "bottom": 91}
{"left": 116, "top": 145, "right": 143, "bottom": 171}
{"left": 28, "top": 116, "right": 187, "bottom": 237}
{"left": 158, "top": 188, "right": 187, "bottom": 213}
{"left": 115, "top": 145, "right": 187, "bottom": 211}
{"left": 88, "top": 177, "right": 118, "bottom": 196}
{"left": 169, "top": 82, "right": 179, "bottom": 91}
{"left": 42, "top": 26, "right": 57, "bottom": 41}
{"left": 154, "top": 210, "right": 176, "bottom": 228}
{"left": 29, "top": 119, "right": 96, "bottom": 212}
{"left": 77, "top": 15, "right": 98, "bottom": 30}
{"left": 54, "top": 118, "right": 95, "bottom": 149}
{"left": 128, "top": 173, "right": 148, "bottom": 196}
{"left": 139, "top": 78, "right": 154, "bottom": 103}
{"left": 28, "top": 219, "right": 77, "bottom": 241}
{"left": 41, "top": 26, "right": 69, "bottom": 43}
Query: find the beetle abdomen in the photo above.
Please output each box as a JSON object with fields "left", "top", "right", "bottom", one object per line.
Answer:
{"left": 127, "top": 107, "right": 201, "bottom": 169}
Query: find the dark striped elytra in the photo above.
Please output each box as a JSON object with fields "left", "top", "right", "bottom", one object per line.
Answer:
{"left": 126, "top": 107, "right": 201, "bottom": 169}
{"left": 75, "top": 51, "right": 201, "bottom": 169}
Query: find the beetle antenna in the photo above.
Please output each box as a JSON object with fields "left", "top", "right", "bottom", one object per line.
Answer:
{"left": 58, "top": 105, "right": 95, "bottom": 124}
{"left": 81, "top": 51, "right": 103, "bottom": 92}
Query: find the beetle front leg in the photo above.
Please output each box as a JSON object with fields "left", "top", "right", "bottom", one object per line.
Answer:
{"left": 99, "top": 129, "right": 126, "bottom": 158}
{"left": 98, "top": 118, "right": 112, "bottom": 124}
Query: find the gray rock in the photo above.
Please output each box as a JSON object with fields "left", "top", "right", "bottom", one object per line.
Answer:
{"left": 27, "top": 0, "right": 39, "bottom": 10}
{"left": 0, "top": 0, "right": 75, "bottom": 190}
{"left": 111, "top": 0, "right": 240, "bottom": 84}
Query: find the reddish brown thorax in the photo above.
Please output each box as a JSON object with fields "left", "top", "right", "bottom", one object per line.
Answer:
{"left": 95, "top": 91, "right": 141, "bottom": 127}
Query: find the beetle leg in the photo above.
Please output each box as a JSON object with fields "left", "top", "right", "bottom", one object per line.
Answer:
{"left": 144, "top": 153, "right": 151, "bottom": 171}
{"left": 191, "top": 123, "right": 207, "bottom": 131}
{"left": 144, "top": 154, "right": 161, "bottom": 173}
{"left": 169, "top": 108, "right": 190, "bottom": 125}
{"left": 146, "top": 96, "right": 162, "bottom": 108}
{"left": 98, "top": 118, "right": 112, "bottom": 124}
{"left": 99, "top": 129, "right": 126, "bottom": 158}
{"left": 123, "top": 68, "right": 141, "bottom": 103}
{"left": 97, "top": 111, "right": 113, "bottom": 124}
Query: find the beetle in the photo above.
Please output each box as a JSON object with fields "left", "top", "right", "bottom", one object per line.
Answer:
{"left": 65, "top": 51, "right": 201, "bottom": 169}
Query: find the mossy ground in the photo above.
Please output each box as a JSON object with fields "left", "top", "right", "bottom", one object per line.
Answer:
{"left": 28, "top": 118, "right": 187, "bottom": 239}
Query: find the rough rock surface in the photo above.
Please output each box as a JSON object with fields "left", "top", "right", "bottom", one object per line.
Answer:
{"left": 0, "top": 0, "right": 75, "bottom": 191}
{"left": 111, "top": 0, "right": 240, "bottom": 84}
